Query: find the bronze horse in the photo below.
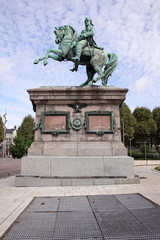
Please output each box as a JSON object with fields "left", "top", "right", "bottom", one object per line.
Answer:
{"left": 34, "top": 25, "right": 118, "bottom": 86}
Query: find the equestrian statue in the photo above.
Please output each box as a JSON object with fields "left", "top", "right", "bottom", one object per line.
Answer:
{"left": 34, "top": 18, "right": 118, "bottom": 87}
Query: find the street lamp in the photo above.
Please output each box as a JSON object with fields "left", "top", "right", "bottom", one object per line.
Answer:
{"left": 2, "top": 112, "right": 7, "bottom": 160}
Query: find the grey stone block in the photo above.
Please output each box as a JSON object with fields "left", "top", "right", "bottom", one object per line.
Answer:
{"left": 15, "top": 175, "right": 140, "bottom": 187}
{"left": 103, "top": 156, "right": 134, "bottom": 178}
{"left": 15, "top": 175, "right": 40, "bottom": 187}
{"left": 40, "top": 177, "right": 61, "bottom": 186}
{"left": 94, "top": 178, "right": 116, "bottom": 185}
{"left": 21, "top": 157, "right": 51, "bottom": 176}
{"left": 71, "top": 178, "right": 94, "bottom": 186}
{"left": 20, "top": 156, "right": 135, "bottom": 178}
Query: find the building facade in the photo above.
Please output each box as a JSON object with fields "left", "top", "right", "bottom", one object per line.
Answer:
{"left": 0, "top": 126, "right": 17, "bottom": 157}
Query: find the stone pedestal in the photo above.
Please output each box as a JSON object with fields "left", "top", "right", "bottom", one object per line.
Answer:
{"left": 16, "top": 86, "right": 139, "bottom": 186}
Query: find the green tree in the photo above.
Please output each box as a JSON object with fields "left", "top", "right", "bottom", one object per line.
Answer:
{"left": 10, "top": 133, "right": 26, "bottom": 158}
{"left": 0, "top": 116, "right": 4, "bottom": 143}
{"left": 133, "top": 107, "right": 157, "bottom": 146}
{"left": 152, "top": 107, "right": 160, "bottom": 146}
{"left": 10, "top": 114, "right": 35, "bottom": 158}
{"left": 120, "top": 103, "right": 136, "bottom": 145}
{"left": 18, "top": 115, "right": 35, "bottom": 150}
{"left": 133, "top": 107, "right": 153, "bottom": 122}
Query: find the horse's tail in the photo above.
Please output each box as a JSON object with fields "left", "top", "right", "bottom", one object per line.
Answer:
{"left": 102, "top": 53, "right": 118, "bottom": 86}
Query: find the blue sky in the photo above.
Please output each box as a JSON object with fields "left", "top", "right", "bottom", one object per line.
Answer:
{"left": 0, "top": 0, "right": 160, "bottom": 128}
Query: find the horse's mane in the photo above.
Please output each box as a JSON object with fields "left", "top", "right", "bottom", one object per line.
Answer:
{"left": 62, "top": 25, "right": 79, "bottom": 40}
{"left": 67, "top": 25, "right": 77, "bottom": 35}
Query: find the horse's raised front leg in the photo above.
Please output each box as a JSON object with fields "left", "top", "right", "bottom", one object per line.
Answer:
{"left": 34, "top": 56, "right": 46, "bottom": 64}
{"left": 43, "top": 48, "right": 63, "bottom": 65}
{"left": 48, "top": 54, "right": 60, "bottom": 61}
{"left": 49, "top": 48, "right": 62, "bottom": 56}
{"left": 34, "top": 48, "right": 63, "bottom": 66}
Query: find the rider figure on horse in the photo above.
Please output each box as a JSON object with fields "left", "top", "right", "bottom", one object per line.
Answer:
{"left": 34, "top": 18, "right": 118, "bottom": 86}
{"left": 72, "top": 17, "right": 102, "bottom": 62}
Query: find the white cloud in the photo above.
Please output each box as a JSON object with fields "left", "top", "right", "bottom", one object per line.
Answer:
{"left": 0, "top": 58, "right": 14, "bottom": 73}
{"left": 133, "top": 77, "right": 150, "bottom": 93}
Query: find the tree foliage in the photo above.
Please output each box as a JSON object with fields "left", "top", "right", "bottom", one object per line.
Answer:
{"left": 120, "top": 104, "right": 159, "bottom": 149}
{"left": 0, "top": 116, "right": 3, "bottom": 143}
{"left": 152, "top": 107, "right": 160, "bottom": 145}
{"left": 133, "top": 107, "right": 157, "bottom": 145}
{"left": 133, "top": 107, "right": 153, "bottom": 122}
{"left": 10, "top": 133, "right": 26, "bottom": 158}
{"left": 120, "top": 103, "right": 136, "bottom": 144}
{"left": 18, "top": 115, "right": 35, "bottom": 150}
{"left": 10, "top": 115, "right": 35, "bottom": 158}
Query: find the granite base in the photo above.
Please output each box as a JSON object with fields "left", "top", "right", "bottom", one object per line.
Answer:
{"left": 15, "top": 156, "right": 139, "bottom": 186}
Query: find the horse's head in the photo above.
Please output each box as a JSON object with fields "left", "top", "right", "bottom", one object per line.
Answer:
{"left": 54, "top": 26, "right": 65, "bottom": 44}
{"left": 54, "top": 25, "right": 78, "bottom": 44}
